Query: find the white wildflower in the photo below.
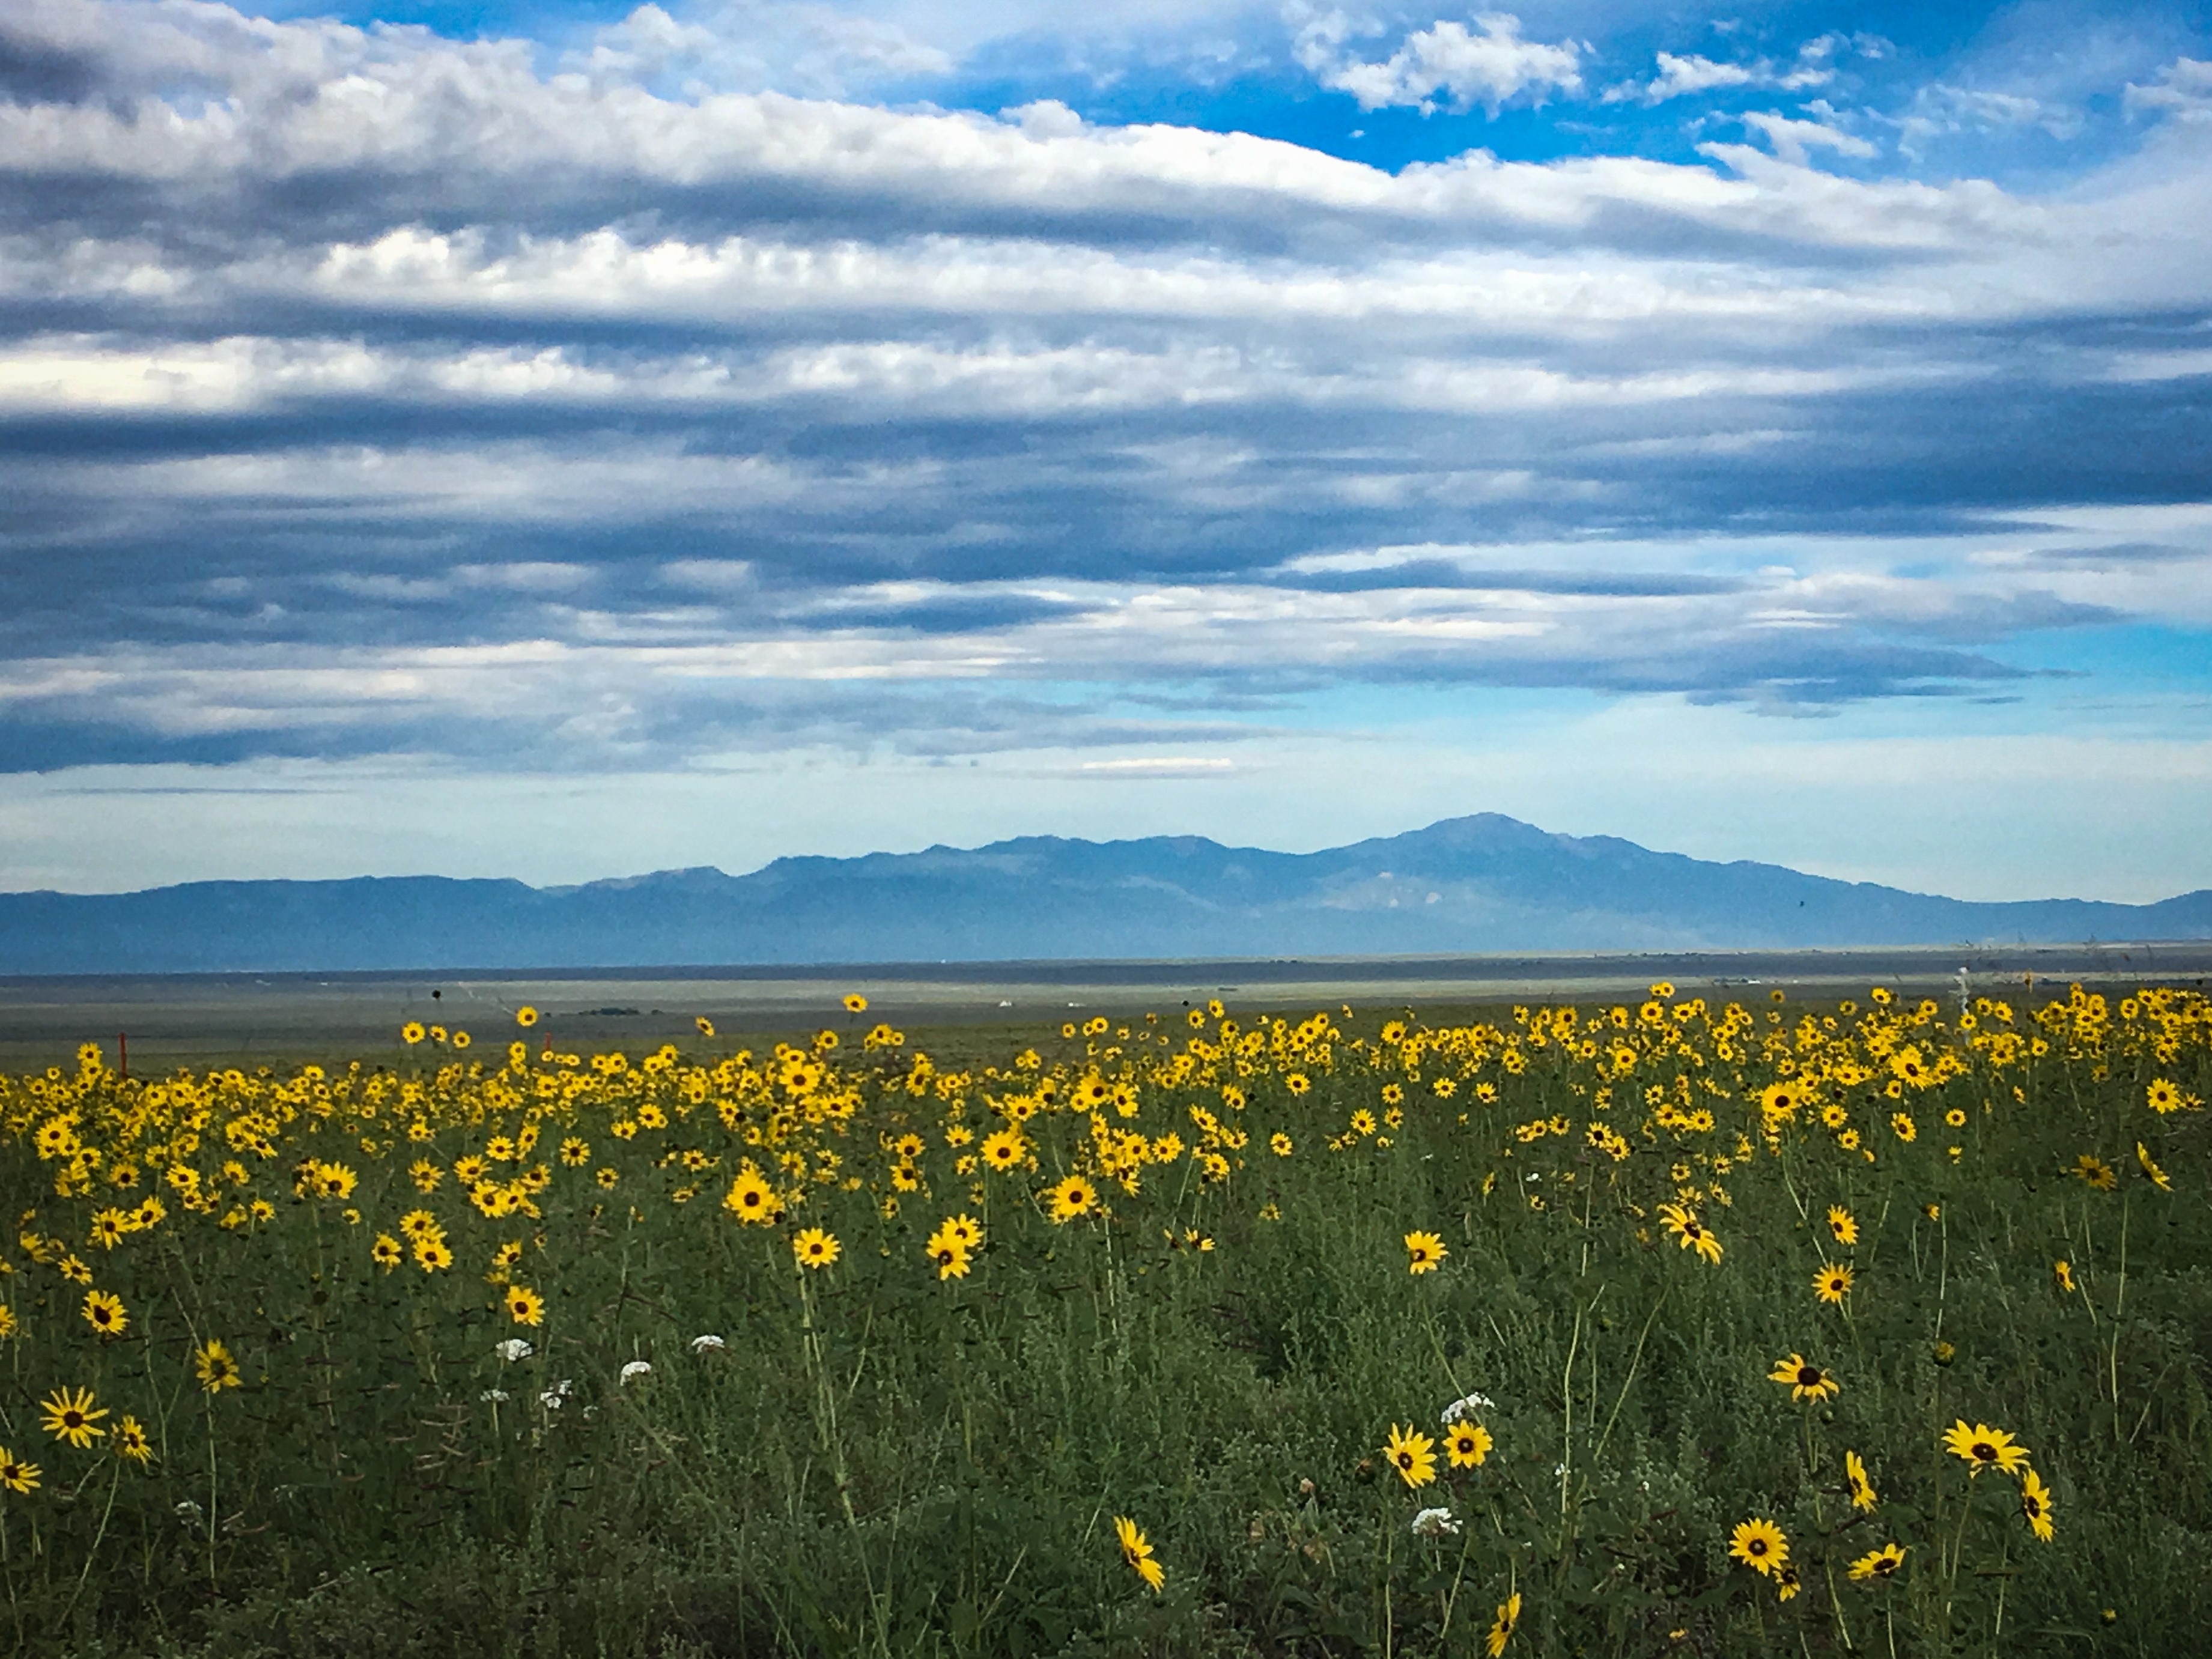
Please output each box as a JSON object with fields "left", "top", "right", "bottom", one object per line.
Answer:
{"left": 175, "top": 1499, "right": 204, "bottom": 1524}
{"left": 480, "top": 1388, "right": 510, "bottom": 1403}
{"left": 1411, "top": 1506, "right": 1461, "bottom": 1538}
{"left": 619, "top": 1359, "right": 653, "bottom": 1385}
{"left": 539, "top": 1378, "right": 573, "bottom": 1410}
{"left": 1440, "top": 1392, "right": 1496, "bottom": 1426}
{"left": 690, "top": 1334, "right": 727, "bottom": 1354}
{"left": 494, "top": 1338, "right": 533, "bottom": 1362}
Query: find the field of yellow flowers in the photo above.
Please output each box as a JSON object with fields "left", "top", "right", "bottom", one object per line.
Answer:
{"left": 2, "top": 983, "right": 2210, "bottom": 1657}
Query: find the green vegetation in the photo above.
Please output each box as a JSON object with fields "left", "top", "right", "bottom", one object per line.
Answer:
{"left": 1, "top": 984, "right": 2208, "bottom": 1656}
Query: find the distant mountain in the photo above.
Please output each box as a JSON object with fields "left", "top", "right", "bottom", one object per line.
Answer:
{"left": 2, "top": 814, "right": 2207, "bottom": 974}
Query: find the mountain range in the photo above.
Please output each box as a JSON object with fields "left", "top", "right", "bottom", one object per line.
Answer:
{"left": 2, "top": 813, "right": 2207, "bottom": 975}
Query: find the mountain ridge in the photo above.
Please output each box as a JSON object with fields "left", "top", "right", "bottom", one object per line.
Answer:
{"left": 2, "top": 813, "right": 2207, "bottom": 975}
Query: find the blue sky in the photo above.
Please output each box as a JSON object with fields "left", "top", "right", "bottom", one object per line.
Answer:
{"left": 1, "top": 0, "right": 2210, "bottom": 901}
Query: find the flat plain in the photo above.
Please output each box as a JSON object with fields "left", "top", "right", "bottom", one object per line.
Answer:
{"left": 2, "top": 950, "right": 2209, "bottom": 1656}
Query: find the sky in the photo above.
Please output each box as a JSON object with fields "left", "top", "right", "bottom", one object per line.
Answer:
{"left": 2, "top": 0, "right": 2211, "bottom": 902}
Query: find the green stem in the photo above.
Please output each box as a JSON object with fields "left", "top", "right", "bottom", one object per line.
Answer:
{"left": 60, "top": 1460, "right": 121, "bottom": 1623}
{"left": 2109, "top": 1193, "right": 2131, "bottom": 1440}
{"left": 1593, "top": 1288, "right": 1665, "bottom": 1464}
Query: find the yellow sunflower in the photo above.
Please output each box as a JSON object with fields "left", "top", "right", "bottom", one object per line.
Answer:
{"left": 113, "top": 1416, "right": 155, "bottom": 1466}
{"left": 1942, "top": 1419, "right": 2030, "bottom": 1476}
{"left": 1657, "top": 1202, "right": 1723, "bottom": 1264}
{"left": 2136, "top": 1142, "right": 2172, "bottom": 1190}
{"left": 1812, "top": 1264, "right": 1853, "bottom": 1306}
{"left": 81, "top": 1288, "right": 128, "bottom": 1338}
{"left": 1484, "top": 1592, "right": 1521, "bottom": 1657}
{"left": 723, "top": 1164, "right": 778, "bottom": 1225}
{"left": 1845, "top": 1449, "right": 1876, "bottom": 1511}
{"left": 194, "top": 1340, "right": 243, "bottom": 1393}
{"left": 1847, "top": 1542, "right": 1907, "bottom": 1582}
{"left": 2075, "top": 1154, "right": 2117, "bottom": 1191}
{"left": 1384, "top": 1423, "right": 1437, "bottom": 1489}
{"left": 1405, "top": 1231, "right": 1448, "bottom": 1275}
{"left": 1446, "top": 1421, "right": 1492, "bottom": 1469}
{"left": 980, "top": 1127, "right": 1028, "bottom": 1172}
{"left": 1728, "top": 1517, "right": 1788, "bottom": 1577}
{"left": 1046, "top": 1174, "right": 1099, "bottom": 1223}
{"left": 1114, "top": 1516, "right": 1164, "bottom": 1593}
{"left": 1769, "top": 1353, "right": 1840, "bottom": 1403}
{"left": 2020, "top": 1468, "right": 2056, "bottom": 1542}
{"left": 41, "top": 1385, "right": 108, "bottom": 1446}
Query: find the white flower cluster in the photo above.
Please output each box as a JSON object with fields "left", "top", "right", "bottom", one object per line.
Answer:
{"left": 619, "top": 1360, "right": 654, "bottom": 1385}
{"left": 494, "top": 1338, "right": 534, "bottom": 1363}
{"left": 690, "top": 1334, "right": 726, "bottom": 1354}
{"left": 1439, "top": 1391, "right": 1496, "bottom": 1427}
{"left": 1411, "top": 1506, "right": 1461, "bottom": 1539}
{"left": 539, "top": 1378, "right": 574, "bottom": 1411}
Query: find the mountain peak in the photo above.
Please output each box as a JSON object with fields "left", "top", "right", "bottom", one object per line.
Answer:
{"left": 2, "top": 817, "right": 2205, "bottom": 972}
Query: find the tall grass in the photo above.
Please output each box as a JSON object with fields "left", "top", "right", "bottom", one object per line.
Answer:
{"left": 0, "top": 985, "right": 2207, "bottom": 1656}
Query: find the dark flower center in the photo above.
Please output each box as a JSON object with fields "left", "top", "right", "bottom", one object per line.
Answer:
{"left": 1748, "top": 1539, "right": 1767, "bottom": 1556}
{"left": 1798, "top": 1367, "right": 1820, "bottom": 1387}
{"left": 1972, "top": 1442, "right": 1996, "bottom": 1461}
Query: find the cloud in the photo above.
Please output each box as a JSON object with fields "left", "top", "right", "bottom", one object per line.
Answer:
{"left": 1736, "top": 108, "right": 1879, "bottom": 167}
{"left": 568, "top": 2, "right": 954, "bottom": 99}
{"left": 0, "top": 0, "right": 2207, "bottom": 811}
{"left": 1603, "top": 35, "right": 1861, "bottom": 106}
{"left": 2126, "top": 56, "right": 2212, "bottom": 124}
{"left": 1293, "top": 10, "right": 1582, "bottom": 115}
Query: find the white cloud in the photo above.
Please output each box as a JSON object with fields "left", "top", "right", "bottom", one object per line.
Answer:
{"left": 0, "top": 4, "right": 2052, "bottom": 261}
{"left": 2126, "top": 57, "right": 2212, "bottom": 124}
{"left": 1891, "top": 82, "right": 2082, "bottom": 159}
{"left": 0, "top": 330, "right": 1950, "bottom": 423}
{"left": 1623, "top": 52, "right": 1758, "bottom": 103}
{"left": 1601, "top": 33, "right": 1861, "bottom": 106}
{"left": 1737, "top": 110, "right": 1878, "bottom": 167}
{"left": 569, "top": 2, "right": 953, "bottom": 98}
{"left": 1294, "top": 11, "right": 1581, "bottom": 115}
{"left": 2, "top": 0, "right": 2211, "bottom": 905}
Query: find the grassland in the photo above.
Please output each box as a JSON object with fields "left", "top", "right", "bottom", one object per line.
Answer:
{"left": 1, "top": 982, "right": 2208, "bottom": 1657}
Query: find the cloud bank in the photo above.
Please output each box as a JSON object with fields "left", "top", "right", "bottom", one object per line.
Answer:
{"left": 1, "top": 0, "right": 2209, "bottom": 893}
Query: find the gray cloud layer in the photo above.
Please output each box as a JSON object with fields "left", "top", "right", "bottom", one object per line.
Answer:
{"left": 3, "top": 0, "right": 2211, "bottom": 772}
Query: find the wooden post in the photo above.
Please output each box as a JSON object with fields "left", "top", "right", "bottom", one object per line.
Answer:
{"left": 118, "top": 1031, "right": 127, "bottom": 1084}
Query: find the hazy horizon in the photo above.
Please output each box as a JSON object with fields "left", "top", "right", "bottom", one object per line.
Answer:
{"left": 8, "top": 811, "right": 2212, "bottom": 906}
